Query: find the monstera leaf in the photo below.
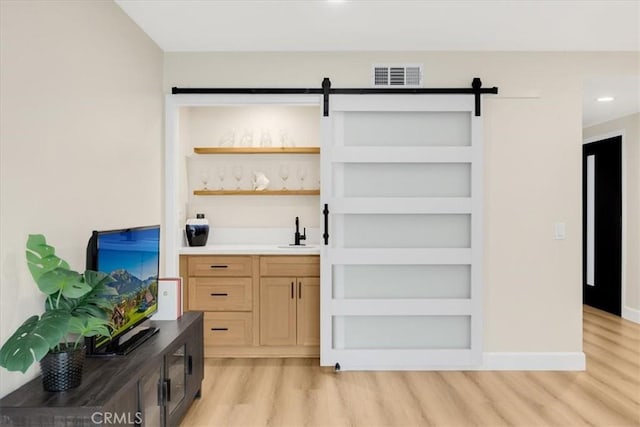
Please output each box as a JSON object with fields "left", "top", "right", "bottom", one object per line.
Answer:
{"left": 0, "top": 235, "right": 119, "bottom": 375}
{"left": 25, "top": 234, "right": 70, "bottom": 285}
{"left": 44, "top": 270, "right": 116, "bottom": 318}
{"left": 0, "top": 310, "right": 70, "bottom": 373}
{"left": 68, "top": 271, "right": 117, "bottom": 320}
{"left": 68, "top": 316, "right": 112, "bottom": 340}
{"left": 38, "top": 269, "right": 89, "bottom": 299}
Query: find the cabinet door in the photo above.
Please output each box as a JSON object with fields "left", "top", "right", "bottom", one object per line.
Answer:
{"left": 185, "top": 315, "right": 204, "bottom": 400}
{"left": 102, "top": 382, "right": 141, "bottom": 426}
{"left": 165, "top": 344, "right": 187, "bottom": 419}
{"left": 296, "top": 277, "right": 320, "bottom": 346}
{"left": 167, "top": 313, "right": 205, "bottom": 427}
{"left": 138, "top": 366, "right": 162, "bottom": 426}
{"left": 260, "top": 277, "right": 296, "bottom": 345}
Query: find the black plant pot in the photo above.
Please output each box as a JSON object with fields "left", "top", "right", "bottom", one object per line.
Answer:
{"left": 39, "top": 345, "right": 85, "bottom": 392}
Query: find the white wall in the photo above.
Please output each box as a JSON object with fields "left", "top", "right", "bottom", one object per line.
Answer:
{"left": 584, "top": 113, "right": 640, "bottom": 319}
{"left": 0, "top": 1, "right": 163, "bottom": 397}
{"left": 165, "top": 51, "right": 639, "bottom": 355}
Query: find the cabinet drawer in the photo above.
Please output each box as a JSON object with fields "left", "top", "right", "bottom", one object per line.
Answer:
{"left": 188, "top": 256, "right": 253, "bottom": 277}
{"left": 204, "top": 312, "right": 252, "bottom": 346}
{"left": 260, "top": 256, "right": 320, "bottom": 277}
{"left": 188, "top": 278, "right": 252, "bottom": 311}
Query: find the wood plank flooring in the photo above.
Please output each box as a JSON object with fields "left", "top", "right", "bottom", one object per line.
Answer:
{"left": 181, "top": 305, "right": 640, "bottom": 426}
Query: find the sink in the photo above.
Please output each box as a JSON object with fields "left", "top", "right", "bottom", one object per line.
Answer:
{"left": 276, "top": 244, "right": 317, "bottom": 249}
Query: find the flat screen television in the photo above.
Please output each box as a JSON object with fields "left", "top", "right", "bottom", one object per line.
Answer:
{"left": 85, "top": 225, "right": 160, "bottom": 356}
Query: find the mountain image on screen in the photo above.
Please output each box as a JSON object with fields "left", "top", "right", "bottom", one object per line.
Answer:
{"left": 105, "top": 269, "right": 158, "bottom": 330}
{"left": 109, "top": 269, "right": 156, "bottom": 296}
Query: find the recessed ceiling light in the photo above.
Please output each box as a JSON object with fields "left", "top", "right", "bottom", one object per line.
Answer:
{"left": 596, "top": 96, "right": 615, "bottom": 102}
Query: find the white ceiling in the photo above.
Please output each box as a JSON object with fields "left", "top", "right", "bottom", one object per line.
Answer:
{"left": 583, "top": 76, "right": 640, "bottom": 128}
{"left": 114, "top": 0, "right": 640, "bottom": 126}
{"left": 115, "top": 0, "right": 639, "bottom": 52}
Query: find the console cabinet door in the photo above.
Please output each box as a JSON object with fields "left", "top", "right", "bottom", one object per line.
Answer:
{"left": 185, "top": 315, "right": 204, "bottom": 400}
{"left": 165, "top": 344, "right": 187, "bottom": 419}
{"left": 296, "top": 277, "right": 320, "bottom": 346}
{"left": 139, "top": 366, "right": 162, "bottom": 426}
{"left": 260, "top": 277, "right": 296, "bottom": 345}
{"left": 102, "top": 382, "right": 141, "bottom": 426}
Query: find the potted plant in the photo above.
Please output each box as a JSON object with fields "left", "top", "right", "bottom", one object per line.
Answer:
{"left": 0, "top": 234, "right": 117, "bottom": 391}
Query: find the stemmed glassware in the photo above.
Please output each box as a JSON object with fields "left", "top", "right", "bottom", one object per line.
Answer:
{"left": 200, "top": 171, "right": 210, "bottom": 190}
{"left": 239, "top": 129, "right": 253, "bottom": 147}
{"left": 217, "top": 166, "right": 226, "bottom": 190}
{"left": 232, "top": 165, "right": 243, "bottom": 190}
{"left": 279, "top": 129, "right": 294, "bottom": 147}
{"left": 279, "top": 164, "right": 290, "bottom": 190}
{"left": 260, "top": 129, "right": 272, "bottom": 147}
{"left": 296, "top": 165, "right": 307, "bottom": 190}
{"left": 219, "top": 129, "right": 235, "bottom": 147}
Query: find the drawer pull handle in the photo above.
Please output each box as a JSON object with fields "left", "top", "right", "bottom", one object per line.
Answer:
{"left": 291, "top": 282, "right": 294, "bottom": 299}
{"left": 210, "top": 293, "right": 228, "bottom": 297}
{"left": 298, "top": 282, "right": 301, "bottom": 299}
{"left": 210, "top": 265, "right": 228, "bottom": 269}
{"left": 211, "top": 327, "right": 229, "bottom": 331}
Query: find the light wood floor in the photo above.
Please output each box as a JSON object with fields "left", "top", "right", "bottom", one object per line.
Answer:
{"left": 181, "top": 305, "right": 640, "bottom": 426}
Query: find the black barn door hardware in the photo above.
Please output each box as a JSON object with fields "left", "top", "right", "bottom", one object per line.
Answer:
{"left": 323, "top": 204, "right": 329, "bottom": 245}
{"left": 322, "top": 77, "right": 331, "bottom": 116}
{"left": 172, "top": 77, "right": 498, "bottom": 117}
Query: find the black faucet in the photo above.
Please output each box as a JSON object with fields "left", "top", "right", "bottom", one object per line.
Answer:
{"left": 294, "top": 216, "right": 306, "bottom": 246}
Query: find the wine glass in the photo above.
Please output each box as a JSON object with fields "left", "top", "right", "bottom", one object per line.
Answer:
{"left": 279, "top": 164, "right": 290, "bottom": 190}
{"left": 239, "top": 129, "right": 253, "bottom": 147}
{"left": 217, "top": 166, "right": 226, "bottom": 190}
{"left": 219, "top": 129, "right": 235, "bottom": 147}
{"left": 200, "top": 171, "right": 210, "bottom": 190}
{"left": 279, "top": 129, "right": 292, "bottom": 148}
{"left": 260, "top": 129, "right": 272, "bottom": 147}
{"left": 296, "top": 165, "right": 307, "bottom": 190}
{"left": 232, "top": 165, "right": 243, "bottom": 190}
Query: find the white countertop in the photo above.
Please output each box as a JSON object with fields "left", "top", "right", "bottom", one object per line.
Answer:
{"left": 179, "top": 244, "right": 321, "bottom": 255}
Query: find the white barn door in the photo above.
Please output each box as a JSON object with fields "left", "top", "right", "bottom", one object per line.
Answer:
{"left": 320, "top": 94, "right": 483, "bottom": 370}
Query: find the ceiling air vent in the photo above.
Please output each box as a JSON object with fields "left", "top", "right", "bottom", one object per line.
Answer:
{"left": 372, "top": 64, "right": 423, "bottom": 87}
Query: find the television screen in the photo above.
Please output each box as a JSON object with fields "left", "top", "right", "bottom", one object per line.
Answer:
{"left": 86, "top": 225, "right": 160, "bottom": 354}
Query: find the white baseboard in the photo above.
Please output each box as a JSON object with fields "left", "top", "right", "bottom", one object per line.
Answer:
{"left": 622, "top": 306, "right": 640, "bottom": 324}
{"left": 323, "top": 352, "right": 586, "bottom": 371}
{"left": 482, "top": 352, "right": 586, "bottom": 371}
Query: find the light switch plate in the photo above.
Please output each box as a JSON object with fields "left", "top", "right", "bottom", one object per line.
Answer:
{"left": 554, "top": 222, "right": 566, "bottom": 240}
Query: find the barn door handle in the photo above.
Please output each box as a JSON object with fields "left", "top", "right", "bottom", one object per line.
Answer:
{"left": 323, "top": 204, "right": 329, "bottom": 245}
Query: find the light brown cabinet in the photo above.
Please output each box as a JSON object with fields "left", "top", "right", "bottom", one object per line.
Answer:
{"left": 181, "top": 254, "right": 319, "bottom": 357}
{"left": 181, "top": 255, "right": 259, "bottom": 357}
{"left": 259, "top": 277, "right": 319, "bottom": 346}
{"left": 259, "top": 256, "right": 320, "bottom": 349}
{"left": 297, "top": 278, "right": 320, "bottom": 346}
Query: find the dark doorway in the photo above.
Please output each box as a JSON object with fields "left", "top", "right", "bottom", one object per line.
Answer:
{"left": 583, "top": 136, "right": 622, "bottom": 316}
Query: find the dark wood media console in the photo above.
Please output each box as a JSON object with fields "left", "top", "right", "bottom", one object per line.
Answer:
{"left": 0, "top": 312, "right": 203, "bottom": 426}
